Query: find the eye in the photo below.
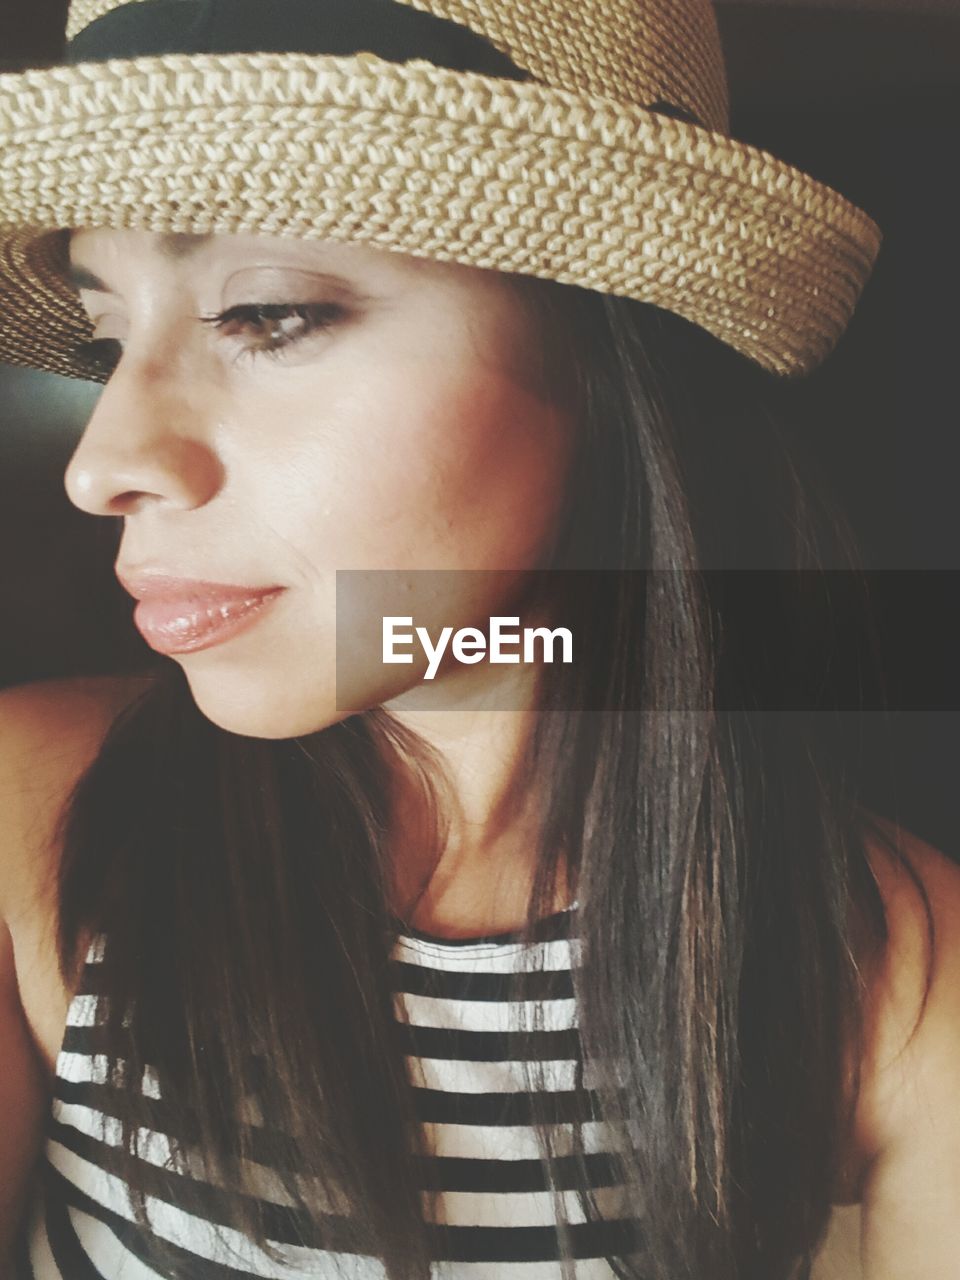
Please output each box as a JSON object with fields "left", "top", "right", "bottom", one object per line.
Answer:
{"left": 199, "top": 302, "right": 345, "bottom": 361}
{"left": 70, "top": 302, "right": 345, "bottom": 378}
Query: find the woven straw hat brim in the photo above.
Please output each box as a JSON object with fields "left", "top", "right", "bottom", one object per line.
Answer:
{"left": 0, "top": 50, "right": 882, "bottom": 380}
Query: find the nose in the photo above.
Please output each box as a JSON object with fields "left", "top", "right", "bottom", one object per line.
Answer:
{"left": 63, "top": 350, "right": 225, "bottom": 517}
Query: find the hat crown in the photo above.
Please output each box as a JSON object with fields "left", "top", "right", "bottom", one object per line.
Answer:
{"left": 64, "top": 0, "right": 730, "bottom": 134}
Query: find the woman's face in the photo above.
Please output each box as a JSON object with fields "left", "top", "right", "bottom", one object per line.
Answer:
{"left": 66, "top": 229, "right": 577, "bottom": 738}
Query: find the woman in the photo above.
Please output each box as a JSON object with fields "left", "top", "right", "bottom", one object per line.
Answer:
{"left": 1, "top": 0, "right": 958, "bottom": 1277}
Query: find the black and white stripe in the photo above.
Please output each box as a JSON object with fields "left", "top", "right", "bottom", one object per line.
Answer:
{"left": 16, "top": 909, "right": 640, "bottom": 1278}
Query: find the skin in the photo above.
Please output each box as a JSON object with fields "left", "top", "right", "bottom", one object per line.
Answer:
{"left": 65, "top": 227, "right": 578, "bottom": 928}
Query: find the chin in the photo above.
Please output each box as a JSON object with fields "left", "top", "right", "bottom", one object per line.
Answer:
{"left": 180, "top": 669, "right": 343, "bottom": 740}
{"left": 180, "top": 663, "right": 413, "bottom": 740}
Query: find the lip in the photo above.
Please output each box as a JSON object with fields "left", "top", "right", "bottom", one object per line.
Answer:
{"left": 116, "top": 569, "right": 284, "bottom": 601}
{"left": 116, "top": 567, "right": 286, "bottom": 655}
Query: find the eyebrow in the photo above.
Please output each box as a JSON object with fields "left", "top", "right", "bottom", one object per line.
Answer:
{"left": 66, "top": 232, "right": 214, "bottom": 293}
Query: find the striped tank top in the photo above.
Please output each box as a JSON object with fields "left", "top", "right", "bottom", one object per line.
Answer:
{"left": 14, "top": 904, "right": 639, "bottom": 1278}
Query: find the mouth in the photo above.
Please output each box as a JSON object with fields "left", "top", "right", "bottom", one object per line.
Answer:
{"left": 131, "top": 588, "right": 286, "bottom": 655}
{"left": 115, "top": 567, "right": 286, "bottom": 655}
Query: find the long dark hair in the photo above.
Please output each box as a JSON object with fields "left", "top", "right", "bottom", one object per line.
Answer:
{"left": 50, "top": 277, "right": 930, "bottom": 1279}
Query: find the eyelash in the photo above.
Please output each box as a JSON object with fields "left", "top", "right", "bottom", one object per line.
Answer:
{"left": 75, "top": 301, "right": 344, "bottom": 376}
{"left": 199, "top": 302, "right": 345, "bottom": 362}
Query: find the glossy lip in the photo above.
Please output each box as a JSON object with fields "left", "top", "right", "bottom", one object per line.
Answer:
{"left": 116, "top": 566, "right": 286, "bottom": 655}
{"left": 116, "top": 567, "right": 284, "bottom": 601}
{"left": 131, "top": 589, "right": 285, "bottom": 655}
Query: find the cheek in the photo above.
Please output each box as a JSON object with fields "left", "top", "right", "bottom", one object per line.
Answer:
{"left": 358, "top": 370, "right": 574, "bottom": 569}
{"left": 228, "top": 359, "right": 573, "bottom": 578}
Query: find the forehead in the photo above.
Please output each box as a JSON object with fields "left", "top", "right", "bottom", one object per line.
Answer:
{"left": 69, "top": 228, "right": 209, "bottom": 259}
{"left": 66, "top": 229, "right": 213, "bottom": 289}
{"left": 65, "top": 227, "right": 475, "bottom": 291}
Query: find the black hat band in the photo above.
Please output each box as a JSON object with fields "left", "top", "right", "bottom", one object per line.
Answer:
{"left": 66, "top": 0, "right": 535, "bottom": 79}
{"left": 65, "top": 0, "right": 704, "bottom": 125}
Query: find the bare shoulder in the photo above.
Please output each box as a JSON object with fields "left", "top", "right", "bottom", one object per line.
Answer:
{"left": 0, "top": 671, "right": 157, "bottom": 931}
{"left": 846, "top": 812, "right": 960, "bottom": 1274}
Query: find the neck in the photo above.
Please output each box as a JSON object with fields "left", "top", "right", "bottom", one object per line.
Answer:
{"left": 379, "top": 698, "right": 570, "bottom": 937}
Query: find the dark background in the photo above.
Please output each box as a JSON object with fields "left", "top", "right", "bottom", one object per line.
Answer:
{"left": 1, "top": 0, "right": 958, "bottom": 855}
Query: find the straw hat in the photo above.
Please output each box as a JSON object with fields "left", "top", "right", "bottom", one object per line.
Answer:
{"left": 0, "top": 0, "right": 882, "bottom": 382}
